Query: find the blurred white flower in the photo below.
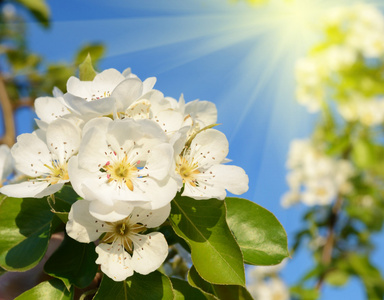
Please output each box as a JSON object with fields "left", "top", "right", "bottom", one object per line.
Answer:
{"left": 282, "top": 139, "right": 354, "bottom": 207}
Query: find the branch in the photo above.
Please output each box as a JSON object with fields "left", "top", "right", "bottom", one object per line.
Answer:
{"left": 0, "top": 75, "right": 15, "bottom": 147}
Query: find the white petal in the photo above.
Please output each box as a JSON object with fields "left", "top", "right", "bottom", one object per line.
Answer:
{"left": 66, "top": 200, "right": 107, "bottom": 243}
{"left": 35, "top": 96, "right": 70, "bottom": 124}
{"left": 88, "top": 200, "right": 134, "bottom": 222}
{"left": 11, "top": 133, "right": 51, "bottom": 177}
{"left": 63, "top": 93, "right": 116, "bottom": 116}
{"left": 188, "top": 129, "right": 229, "bottom": 167}
{"left": 46, "top": 118, "right": 81, "bottom": 164}
{"left": 152, "top": 110, "right": 184, "bottom": 135}
{"left": 130, "top": 232, "right": 168, "bottom": 275}
{"left": 135, "top": 177, "right": 178, "bottom": 210}
{"left": 142, "top": 77, "right": 156, "bottom": 94}
{"left": 96, "top": 243, "right": 134, "bottom": 281}
{"left": 112, "top": 78, "right": 143, "bottom": 110}
{"left": 185, "top": 100, "right": 217, "bottom": 126}
{"left": 207, "top": 164, "right": 249, "bottom": 196}
{"left": 129, "top": 203, "right": 170, "bottom": 228}
{"left": 183, "top": 164, "right": 248, "bottom": 200}
{"left": 0, "top": 144, "right": 13, "bottom": 181}
{"left": 0, "top": 180, "right": 53, "bottom": 198}
{"left": 138, "top": 144, "right": 174, "bottom": 181}
{"left": 82, "top": 117, "right": 112, "bottom": 137}
{"left": 124, "top": 99, "right": 151, "bottom": 119}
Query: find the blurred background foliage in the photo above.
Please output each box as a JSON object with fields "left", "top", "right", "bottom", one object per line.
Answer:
{"left": 0, "top": 0, "right": 105, "bottom": 146}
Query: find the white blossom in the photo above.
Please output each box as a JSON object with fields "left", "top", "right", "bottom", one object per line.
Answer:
{"left": 174, "top": 129, "right": 248, "bottom": 200}
{"left": 63, "top": 68, "right": 156, "bottom": 118}
{"left": 68, "top": 117, "right": 177, "bottom": 221}
{"left": 0, "top": 118, "right": 81, "bottom": 198}
{"left": 66, "top": 200, "right": 169, "bottom": 281}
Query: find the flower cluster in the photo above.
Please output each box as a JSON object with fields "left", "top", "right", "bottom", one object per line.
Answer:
{"left": 281, "top": 139, "right": 354, "bottom": 207}
{"left": 0, "top": 67, "right": 248, "bottom": 281}
{"left": 296, "top": 4, "right": 384, "bottom": 125}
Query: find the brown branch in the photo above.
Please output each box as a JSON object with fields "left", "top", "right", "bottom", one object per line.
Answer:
{"left": 0, "top": 75, "right": 15, "bottom": 147}
{"left": 315, "top": 195, "right": 344, "bottom": 290}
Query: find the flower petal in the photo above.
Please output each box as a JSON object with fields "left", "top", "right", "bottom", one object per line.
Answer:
{"left": 129, "top": 203, "right": 170, "bottom": 228}
{"left": 185, "top": 100, "right": 217, "bottom": 126}
{"left": 11, "top": 133, "right": 51, "bottom": 177}
{"left": 96, "top": 243, "right": 134, "bottom": 281}
{"left": 88, "top": 200, "right": 134, "bottom": 222}
{"left": 35, "top": 96, "right": 70, "bottom": 124}
{"left": 0, "top": 181, "right": 61, "bottom": 198}
{"left": 46, "top": 118, "right": 82, "bottom": 164}
{"left": 112, "top": 78, "right": 143, "bottom": 110}
{"left": 130, "top": 232, "right": 168, "bottom": 275}
{"left": 138, "top": 144, "right": 174, "bottom": 181}
{"left": 66, "top": 200, "right": 107, "bottom": 243}
{"left": 188, "top": 129, "right": 229, "bottom": 167}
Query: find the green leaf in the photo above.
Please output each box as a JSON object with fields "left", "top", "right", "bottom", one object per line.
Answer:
{"left": 188, "top": 266, "right": 252, "bottom": 300}
{"left": 44, "top": 233, "right": 98, "bottom": 289}
{"left": 170, "top": 277, "right": 207, "bottom": 300}
{"left": 0, "top": 197, "right": 53, "bottom": 271}
{"left": 225, "top": 197, "right": 289, "bottom": 265}
{"left": 169, "top": 195, "right": 245, "bottom": 286}
{"left": 325, "top": 269, "right": 349, "bottom": 286}
{"left": 14, "top": 0, "right": 50, "bottom": 27}
{"left": 15, "top": 278, "right": 73, "bottom": 300}
{"left": 290, "top": 286, "right": 319, "bottom": 300}
{"left": 75, "top": 43, "right": 105, "bottom": 66}
{"left": 48, "top": 186, "right": 81, "bottom": 224}
{"left": 78, "top": 54, "right": 97, "bottom": 81}
{"left": 351, "top": 139, "right": 376, "bottom": 169}
{"left": 93, "top": 271, "right": 174, "bottom": 300}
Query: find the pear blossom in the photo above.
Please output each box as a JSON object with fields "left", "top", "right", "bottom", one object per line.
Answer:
{"left": 174, "top": 128, "right": 248, "bottom": 200}
{"left": 66, "top": 200, "right": 169, "bottom": 281}
{"left": 0, "top": 144, "right": 13, "bottom": 187}
{"left": 68, "top": 117, "right": 177, "bottom": 221}
{"left": 63, "top": 68, "right": 156, "bottom": 118}
{"left": 0, "top": 118, "right": 81, "bottom": 198}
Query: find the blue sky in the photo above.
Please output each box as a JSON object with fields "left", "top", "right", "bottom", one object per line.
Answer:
{"left": 10, "top": 0, "right": 384, "bottom": 298}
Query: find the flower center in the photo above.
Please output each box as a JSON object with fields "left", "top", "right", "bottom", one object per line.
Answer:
{"left": 102, "top": 156, "right": 138, "bottom": 191}
{"left": 102, "top": 218, "right": 146, "bottom": 253}
{"left": 44, "top": 161, "right": 69, "bottom": 185}
{"left": 176, "top": 156, "right": 200, "bottom": 187}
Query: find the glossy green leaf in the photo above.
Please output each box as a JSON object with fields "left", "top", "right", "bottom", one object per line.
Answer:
{"left": 225, "top": 197, "right": 289, "bottom": 265}
{"left": 188, "top": 266, "right": 252, "bottom": 300}
{"left": 93, "top": 271, "right": 174, "bottom": 300}
{"left": 14, "top": 0, "right": 50, "bottom": 27}
{"left": 169, "top": 195, "right": 245, "bottom": 286}
{"left": 44, "top": 233, "right": 98, "bottom": 289}
{"left": 15, "top": 278, "right": 73, "bottom": 300}
{"left": 0, "top": 197, "right": 53, "bottom": 271}
{"left": 170, "top": 277, "right": 207, "bottom": 300}
{"left": 79, "top": 54, "right": 97, "bottom": 81}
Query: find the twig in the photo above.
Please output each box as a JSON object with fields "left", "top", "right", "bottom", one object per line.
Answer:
{"left": 0, "top": 75, "right": 15, "bottom": 147}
